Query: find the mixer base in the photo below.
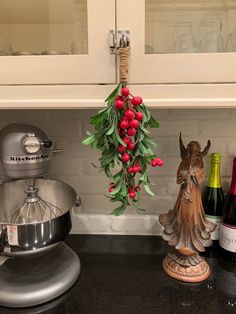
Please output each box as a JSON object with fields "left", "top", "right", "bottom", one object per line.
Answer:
{"left": 0, "top": 242, "right": 80, "bottom": 308}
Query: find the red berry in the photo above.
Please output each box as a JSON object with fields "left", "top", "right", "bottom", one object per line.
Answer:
{"left": 129, "top": 119, "right": 139, "bottom": 129}
{"left": 135, "top": 112, "right": 144, "bottom": 121}
{"left": 115, "top": 95, "right": 123, "bottom": 100}
{"left": 121, "top": 116, "right": 128, "bottom": 121}
{"left": 131, "top": 96, "right": 143, "bottom": 107}
{"left": 122, "top": 153, "right": 130, "bottom": 163}
{"left": 109, "top": 186, "right": 114, "bottom": 193}
{"left": 127, "top": 167, "right": 134, "bottom": 173}
{"left": 122, "top": 137, "right": 131, "bottom": 146}
{"left": 121, "top": 87, "right": 130, "bottom": 97}
{"left": 118, "top": 145, "right": 125, "bottom": 153}
{"left": 129, "top": 191, "right": 136, "bottom": 199}
{"left": 115, "top": 99, "right": 124, "bottom": 110}
{"left": 127, "top": 128, "right": 136, "bottom": 136}
{"left": 120, "top": 120, "right": 129, "bottom": 129}
{"left": 136, "top": 165, "right": 142, "bottom": 172}
{"left": 124, "top": 110, "right": 135, "bottom": 120}
{"left": 157, "top": 159, "right": 164, "bottom": 167}
{"left": 132, "top": 166, "right": 139, "bottom": 173}
{"left": 151, "top": 159, "right": 158, "bottom": 167}
{"left": 127, "top": 142, "right": 135, "bottom": 151}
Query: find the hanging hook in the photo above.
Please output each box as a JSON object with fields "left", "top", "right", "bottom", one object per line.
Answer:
{"left": 109, "top": 30, "right": 130, "bottom": 54}
{"left": 119, "top": 34, "right": 129, "bottom": 48}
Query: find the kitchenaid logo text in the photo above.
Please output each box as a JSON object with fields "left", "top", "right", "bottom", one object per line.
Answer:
{"left": 10, "top": 154, "right": 49, "bottom": 161}
{"left": 2, "top": 154, "right": 51, "bottom": 164}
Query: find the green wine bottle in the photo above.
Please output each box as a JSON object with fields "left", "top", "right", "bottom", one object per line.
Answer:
{"left": 203, "top": 153, "right": 225, "bottom": 241}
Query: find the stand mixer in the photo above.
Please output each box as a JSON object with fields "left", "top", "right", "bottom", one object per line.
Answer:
{"left": 0, "top": 123, "right": 81, "bottom": 308}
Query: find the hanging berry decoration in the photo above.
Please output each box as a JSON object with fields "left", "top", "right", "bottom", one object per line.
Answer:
{"left": 82, "top": 45, "right": 163, "bottom": 216}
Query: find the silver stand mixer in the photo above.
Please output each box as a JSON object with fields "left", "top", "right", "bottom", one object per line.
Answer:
{"left": 0, "top": 123, "right": 80, "bottom": 308}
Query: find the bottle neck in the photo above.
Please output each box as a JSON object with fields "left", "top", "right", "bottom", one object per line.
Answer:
{"left": 208, "top": 162, "right": 221, "bottom": 188}
{"left": 230, "top": 164, "right": 236, "bottom": 195}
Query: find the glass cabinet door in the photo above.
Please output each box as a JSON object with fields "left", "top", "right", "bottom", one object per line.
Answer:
{"left": 0, "top": 0, "right": 115, "bottom": 84}
{"left": 117, "top": 0, "right": 236, "bottom": 84}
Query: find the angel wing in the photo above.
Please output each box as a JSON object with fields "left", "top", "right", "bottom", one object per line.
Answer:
{"left": 179, "top": 132, "right": 187, "bottom": 159}
{"left": 201, "top": 140, "right": 211, "bottom": 158}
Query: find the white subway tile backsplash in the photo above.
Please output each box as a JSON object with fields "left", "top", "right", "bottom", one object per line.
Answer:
{"left": 110, "top": 214, "right": 162, "bottom": 235}
{"left": 76, "top": 194, "right": 117, "bottom": 214}
{"left": 149, "top": 109, "right": 169, "bottom": 119}
{"left": 82, "top": 157, "right": 118, "bottom": 176}
{"left": 169, "top": 109, "right": 231, "bottom": 120}
{"left": 49, "top": 157, "right": 83, "bottom": 176}
{"left": 0, "top": 109, "right": 234, "bottom": 235}
{"left": 228, "top": 141, "right": 236, "bottom": 157}
{"left": 200, "top": 120, "right": 230, "bottom": 136}
{"left": 153, "top": 120, "right": 199, "bottom": 136}
{"left": 71, "top": 213, "right": 111, "bottom": 234}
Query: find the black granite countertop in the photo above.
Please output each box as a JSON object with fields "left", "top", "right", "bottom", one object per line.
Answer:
{"left": 0, "top": 235, "right": 235, "bottom": 314}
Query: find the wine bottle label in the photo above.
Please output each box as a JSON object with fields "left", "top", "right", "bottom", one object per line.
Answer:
{"left": 7, "top": 225, "right": 19, "bottom": 246}
{"left": 205, "top": 215, "right": 221, "bottom": 240}
{"left": 219, "top": 223, "right": 236, "bottom": 252}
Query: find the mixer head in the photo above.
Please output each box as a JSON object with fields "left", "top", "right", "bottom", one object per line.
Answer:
{"left": 0, "top": 123, "right": 65, "bottom": 224}
{"left": 0, "top": 123, "right": 53, "bottom": 179}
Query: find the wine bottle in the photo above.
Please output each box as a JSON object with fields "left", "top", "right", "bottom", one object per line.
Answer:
{"left": 203, "top": 153, "right": 224, "bottom": 242}
{"left": 219, "top": 157, "right": 236, "bottom": 260}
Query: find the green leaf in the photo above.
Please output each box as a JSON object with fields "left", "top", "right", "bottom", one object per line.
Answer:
{"left": 114, "top": 127, "right": 126, "bottom": 146}
{"left": 143, "top": 184, "right": 155, "bottom": 196}
{"left": 139, "top": 170, "right": 148, "bottom": 184}
{"left": 106, "top": 123, "right": 115, "bottom": 135}
{"left": 120, "top": 180, "right": 128, "bottom": 197}
{"left": 111, "top": 204, "right": 127, "bottom": 216}
{"left": 139, "top": 124, "right": 150, "bottom": 134}
{"left": 104, "top": 165, "right": 115, "bottom": 180}
{"left": 130, "top": 200, "right": 146, "bottom": 212}
{"left": 143, "top": 138, "right": 157, "bottom": 148}
{"left": 117, "top": 83, "right": 123, "bottom": 96}
{"left": 98, "top": 107, "right": 108, "bottom": 114}
{"left": 142, "top": 105, "right": 151, "bottom": 122}
{"left": 148, "top": 115, "right": 160, "bottom": 128}
{"left": 105, "top": 85, "right": 119, "bottom": 102}
{"left": 90, "top": 112, "right": 108, "bottom": 126}
{"left": 92, "top": 162, "right": 100, "bottom": 169}
{"left": 100, "top": 154, "right": 115, "bottom": 167}
{"left": 138, "top": 142, "right": 153, "bottom": 156}
{"left": 82, "top": 135, "right": 96, "bottom": 145}
{"left": 111, "top": 176, "right": 123, "bottom": 195}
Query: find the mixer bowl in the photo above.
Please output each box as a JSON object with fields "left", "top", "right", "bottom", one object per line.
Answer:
{"left": 0, "top": 179, "right": 77, "bottom": 257}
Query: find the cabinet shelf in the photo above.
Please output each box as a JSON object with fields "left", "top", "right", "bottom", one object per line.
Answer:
{"left": 0, "top": 84, "right": 236, "bottom": 109}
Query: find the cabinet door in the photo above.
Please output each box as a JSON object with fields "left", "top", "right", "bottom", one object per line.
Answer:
{"left": 117, "top": 0, "right": 236, "bottom": 84}
{"left": 0, "top": 0, "right": 115, "bottom": 84}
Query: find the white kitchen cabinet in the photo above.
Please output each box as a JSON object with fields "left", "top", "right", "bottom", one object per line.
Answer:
{"left": 0, "top": 0, "right": 116, "bottom": 85}
{"left": 117, "top": 0, "right": 236, "bottom": 84}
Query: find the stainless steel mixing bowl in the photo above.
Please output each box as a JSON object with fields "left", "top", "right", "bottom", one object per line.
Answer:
{"left": 0, "top": 179, "right": 77, "bottom": 257}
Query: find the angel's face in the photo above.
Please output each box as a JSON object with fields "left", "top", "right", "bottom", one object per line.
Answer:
{"left": 187, "top": 142, "right": 201, "bottom": 154}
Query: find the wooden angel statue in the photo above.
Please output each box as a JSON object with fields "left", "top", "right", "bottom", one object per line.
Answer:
{"left": 159, "top": 133, "right": 215, "bottom": 282}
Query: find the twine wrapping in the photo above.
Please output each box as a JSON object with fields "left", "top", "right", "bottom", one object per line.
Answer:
{"left": 119, "top": 46, "right": 130, "bottom": 84}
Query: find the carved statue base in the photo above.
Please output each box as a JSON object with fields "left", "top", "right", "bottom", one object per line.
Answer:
{"left": 162, "top": 250, "right": 210, "bottom": 283}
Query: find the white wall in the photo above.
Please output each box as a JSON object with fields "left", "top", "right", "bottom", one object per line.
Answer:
{"left": 0, "top": 108, "right": 234, "bottom": 235}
